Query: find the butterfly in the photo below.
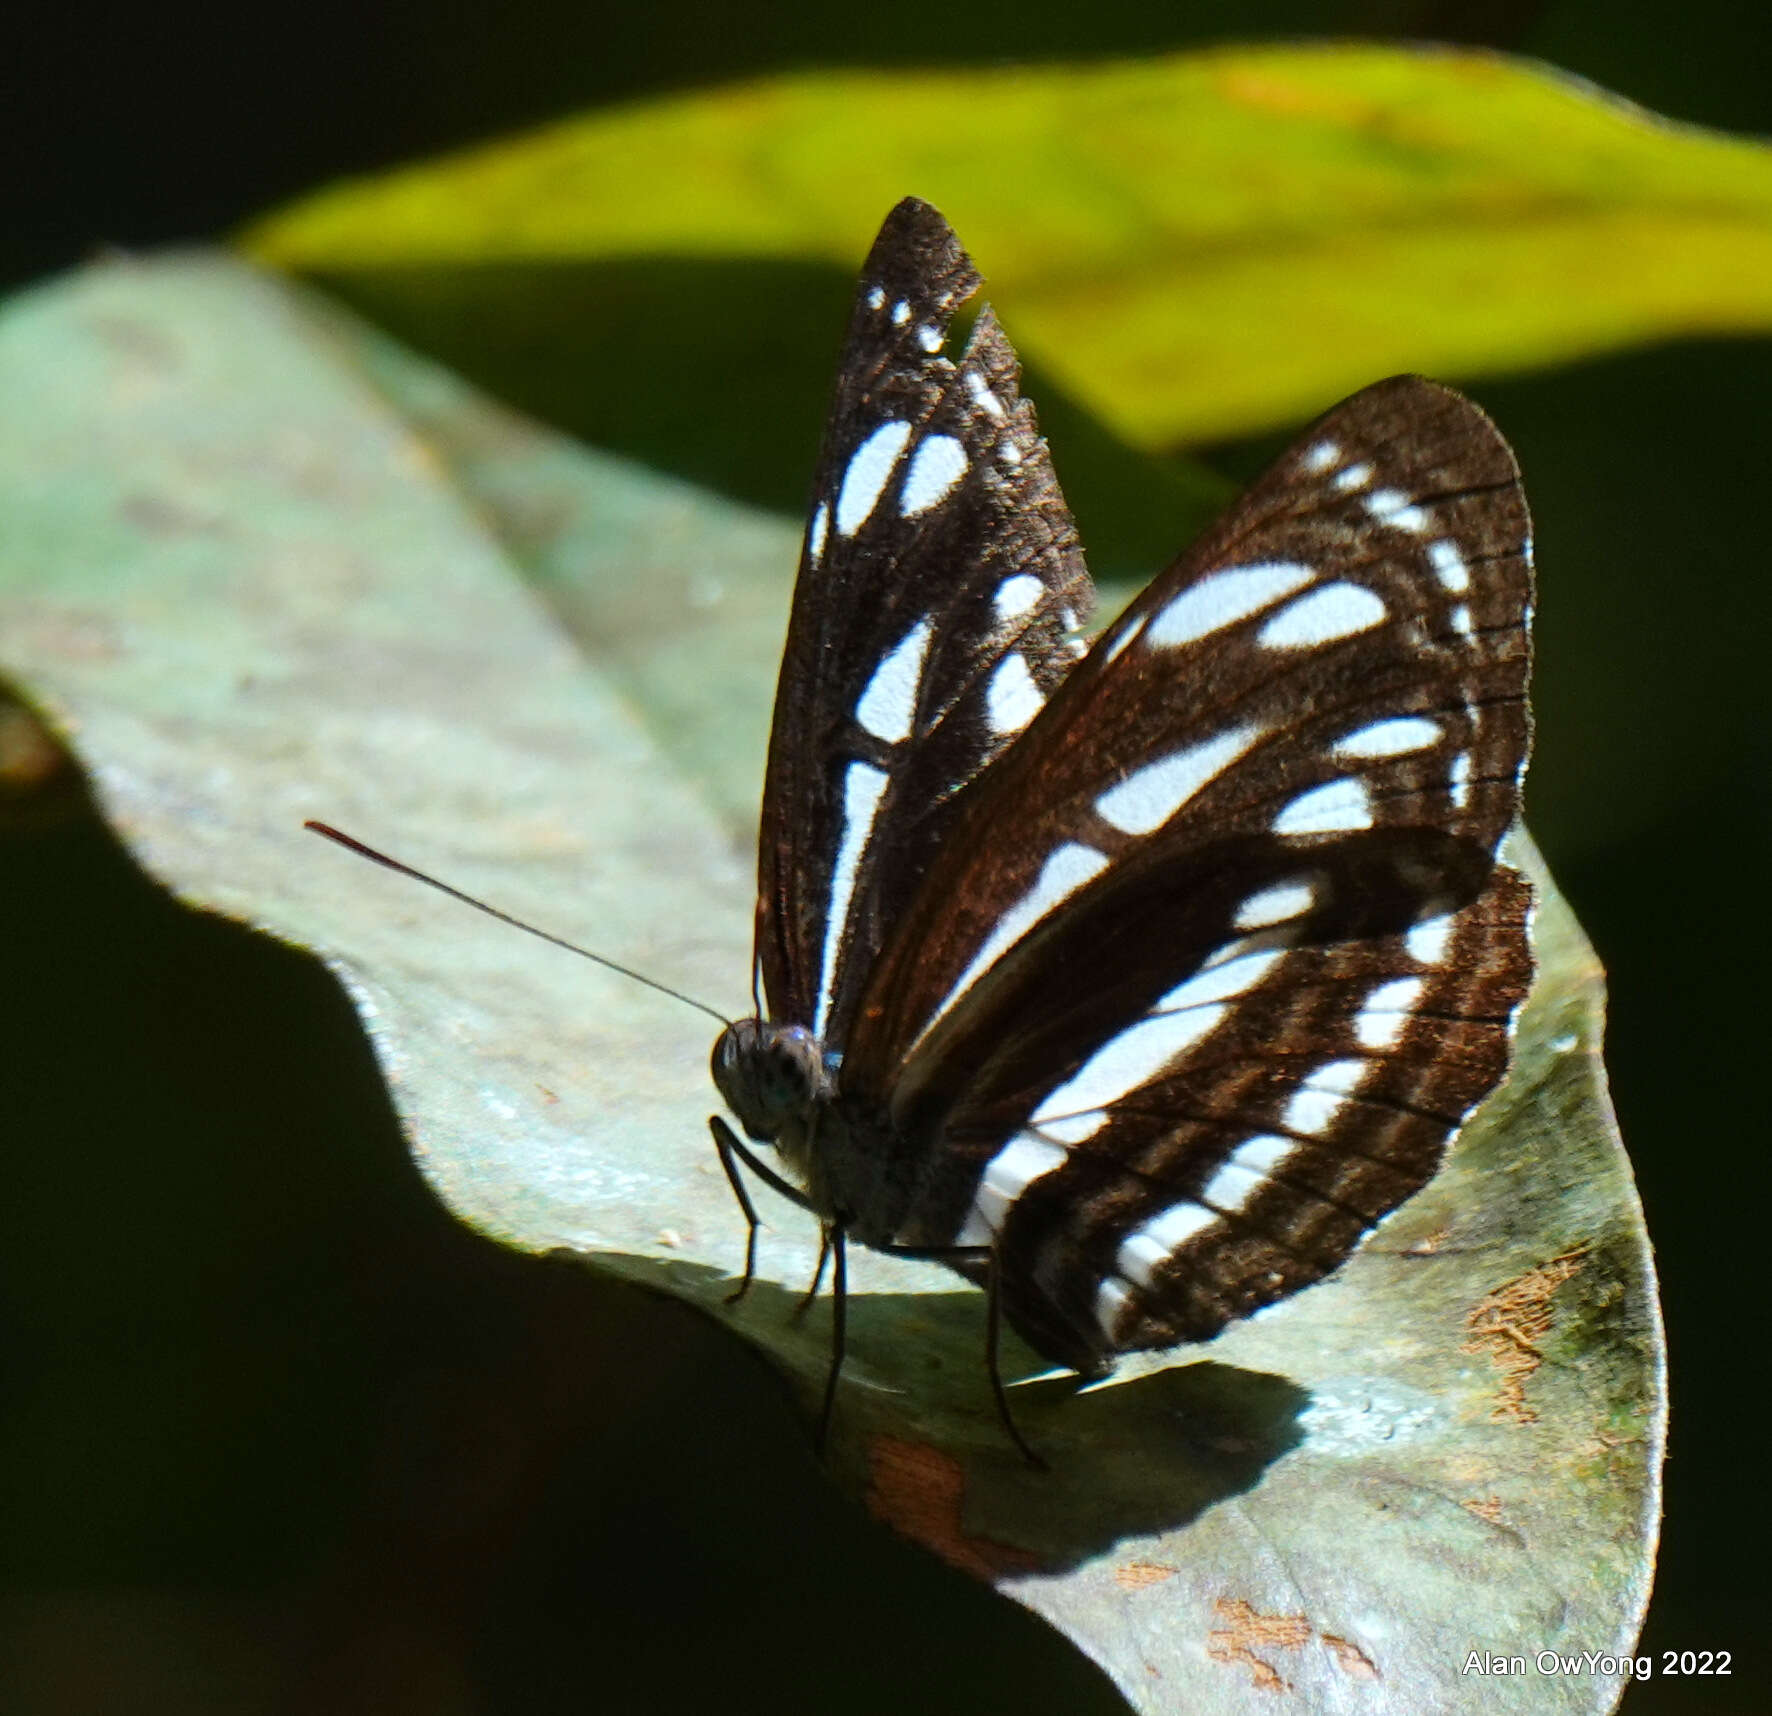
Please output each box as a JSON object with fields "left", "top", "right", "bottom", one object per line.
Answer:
{"left": 707, "top": 198, "right": 1533, "bottom": 1460}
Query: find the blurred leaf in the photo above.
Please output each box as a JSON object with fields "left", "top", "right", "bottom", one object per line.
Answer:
{"left": 0, "top": 257, "right": 1661, "bottom": 1713}
{"left": 244, "top": 43, "right": 1772, "bottom": 445}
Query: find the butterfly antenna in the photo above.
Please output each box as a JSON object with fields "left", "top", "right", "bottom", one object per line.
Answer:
{"left": 303, "top": 821, "right": 731, "bottom": 1027}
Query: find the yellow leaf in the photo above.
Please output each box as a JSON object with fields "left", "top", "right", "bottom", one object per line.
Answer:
{"left": 242, "top": 44, "right": 1772, "bottom": 444}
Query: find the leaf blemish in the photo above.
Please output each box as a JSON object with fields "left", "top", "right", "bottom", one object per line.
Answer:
{"left": 1114, "top": 1560, "right": 1176, "bottom": 1590}
{"left": 1321, "top": 1632, "right": 1380, "bottom": 1680}
{"left": 1205, "top": 1597, "right": 1313, "bottom": 1692}
{"left": 863, "top": 1435, "right": 1039, "bottom": 1582}
{"left": 1460, "top": 1243, "right": 1592, "bottom": 1423}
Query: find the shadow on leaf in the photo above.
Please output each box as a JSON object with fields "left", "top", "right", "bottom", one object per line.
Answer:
{"left": 610, "top": 1253, "right": 1306, "bottom": 1573}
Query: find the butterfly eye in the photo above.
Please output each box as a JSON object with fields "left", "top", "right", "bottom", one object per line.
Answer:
{"left": 711, "top": 1020, "right": 827, "bottom": 1144}
{"left": 763, "top": 1027, "right": 827, "bottom": 1104}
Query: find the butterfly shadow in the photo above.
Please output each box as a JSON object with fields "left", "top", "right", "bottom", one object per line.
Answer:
{"left": 607, "top": 1252, "right": 1309, "bottom": 1575}
{"left": 842, "top": 1285, "right": 1311, "bottom": 1573}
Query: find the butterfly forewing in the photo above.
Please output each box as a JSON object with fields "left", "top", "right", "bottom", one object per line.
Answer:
{"left": 756, "top": 199, "right": 1094, "bottom": 1049}
{"left": 737, "top": 200, "right": 1533, "bottom": 1385}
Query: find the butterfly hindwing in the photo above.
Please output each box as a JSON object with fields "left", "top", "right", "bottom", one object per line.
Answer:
{"left": 756, "top": 199, "right": 1095, "bottom": 1049}
{"left": 892, "top": 856, "right": 1533, "bottom": 1373}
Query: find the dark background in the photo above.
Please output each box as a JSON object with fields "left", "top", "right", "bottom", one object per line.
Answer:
{"left": 5, "top": 1, "right": 1766, "bottom": 1711}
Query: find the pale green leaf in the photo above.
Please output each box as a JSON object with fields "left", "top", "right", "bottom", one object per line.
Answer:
{"left": 0, "top": 257, "right": 1661, "bottom": 1714}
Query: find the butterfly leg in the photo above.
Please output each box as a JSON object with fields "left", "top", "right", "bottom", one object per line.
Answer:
{"left": 708, "top": 1115, "right": 817, "bottom": 1305}
{"left": 795, "top": 1226, "right": 833, "bottom": 1316}
{"left": 709, "top": 1117, "right": 851, "bottom": 1459}
{"left": 875, "top": 1240, "right": 1046, "bottom": 1470}
{"left": 815, "top": 1225, "right": 850, "bottom": 1456}
{"left": 983, "top": 1243, "right": 1048, "bottom": 1472}
{"left": 708, "top": 1115, "right": 763, "bottom": 1304}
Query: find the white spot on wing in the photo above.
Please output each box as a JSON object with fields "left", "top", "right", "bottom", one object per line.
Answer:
{"left": 855, "top": 618, "right": 932, "bottom": 743}
{"left": 1202, "top": 1158, "right": 1267, "bottom": 1213}
{"left": 900, "top": 434, "right": 968, "bottom": 516}
{"left": 1095, "top": 726, "right": 1263, "bottom": 835}
{"left": 1449, "top": 752, "right": 1473, "bottom": 809}
{"left": 1365, "top": 487, "right": 1429, "bottom": 533}
{"left": 1275, "top": 778, "right": 1373, "bottom": 835}
{"left": 865, "top": 286, "right": 885, "bottom": 310}
{"left": 1231, "top": 1134, "right": 1296, "bottom": 1176}
{"left": 1235, "top": 881, "right": 1315, "bottom": 930}
{"left": 1408, "top": 912, "right": 1454, "bottom": 964}
{"left": 916, "top": 322, "right": 942, "bottom": 352}
{"left": 1355, "top": 977, "right": 1424, "bottom": 1049}
{"left": 1282, "top": 1058, "right": 1366, "bottom": 1136}
{"left": 1156, "top": 946, "right": 1284, "bottom": 1012}
{"left": 1333, "top": 461, "right": 1374, "bottom": 492}
{"left": 1449, "top": 604, "right": 1474, "bottom": 638}
{"left": 1259, "top": 582, "right": 1386, "bottom": 650}
{"left": 1114, "top": 1201, "right": 1216, "bottom": 1289}
{"left": 1303, "top": 439, "right": 1340, "bottom": 473}
{"left": 966, "top": 372, "right": 1005, "bottom": 416}
{"left": 814, "top": 762, "right": 889, "bottom": 1037}
{"left": 806, "top": 501, "right": 830, "bottom": 567}
{"left": 986, "top": 652, "right": 1043, "bottom": 735}
{"left": 1094, "top": 1275, "right": 1132, "bottom": 1339}
{"left": 999, "top": 441, "right": 1024, "bottom": 465}
{"left": 890, "top": 299, "right": 911, "bottom": 326}
{"left": 1033, "top": 1006, "right": 1227, "bottom": 1125}
{"left": 1100, "top": 614, "right": 1147, "bottom": 666}
{"left": 1333, "top": 716, "right": 1440, "bottom": 760}
{"left": 1429, "top": 540, "right": 1470, "bottom": 592}
{"left": 1148, "top": 562, "right": 1315, "bottom": 649}
{"left": 993, "top": 573, "right": 1044, "bottom": 623}
{"left": 1197, "top": 930, "right": 1290, "bottom": 973}
{"left": 836, "top": 422, "right": 912, "bottom": 536}
{"left": 955, "top": 1133, "right": 1068, "bottom": 1245}
{"left": 1040, "top": 1109, "right": 1109, "bottom": 1144}
{"left": 929, "top": 842, "right": 1108, "bottom": 1029}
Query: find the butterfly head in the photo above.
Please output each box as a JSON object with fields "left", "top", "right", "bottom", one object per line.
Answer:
{"left": 711, "top": 1018, "right": 832, "bottom": 1149}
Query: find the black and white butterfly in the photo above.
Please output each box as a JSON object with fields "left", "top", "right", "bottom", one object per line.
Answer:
{"left": 708, "top": 197, "right": 1533, "bottom": 1456}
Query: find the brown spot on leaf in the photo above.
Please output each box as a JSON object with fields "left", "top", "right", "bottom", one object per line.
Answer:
{"left": 119, "top": 492, "right": 221, "bottom": 536}
{"left": 86, "top": 312, "right": 182, "bottom": 370}
{"left": 1207, "top": 1598, "right": 1382, "bottom": 1690}
{"left": 1213, "top": 67, "right": 1380, "bottom": 128}
{"left": 1206, "top": 1597, "right": 1313, "bottom": 1692}
{"left": 0, "top": 695, "right": 87, "bottom": 831}
{"left": 1463, "top": 1495, "right": 1505, "bottom": 1525}
{"left": 1321, "top": 1633, "right": 1380, "bottom": 1679}
{"left": 1114, "top": 1561, "right": 1176, "bottom": 1590}
{"left": 1461, "top": 1244, "right": 1590, "bottom": 1422}
{"left": 864, "top": 1436, "right": 1040, "bottom": 1583}
{"left": 0, "top": 699, "right": 68, "bottom": 794}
